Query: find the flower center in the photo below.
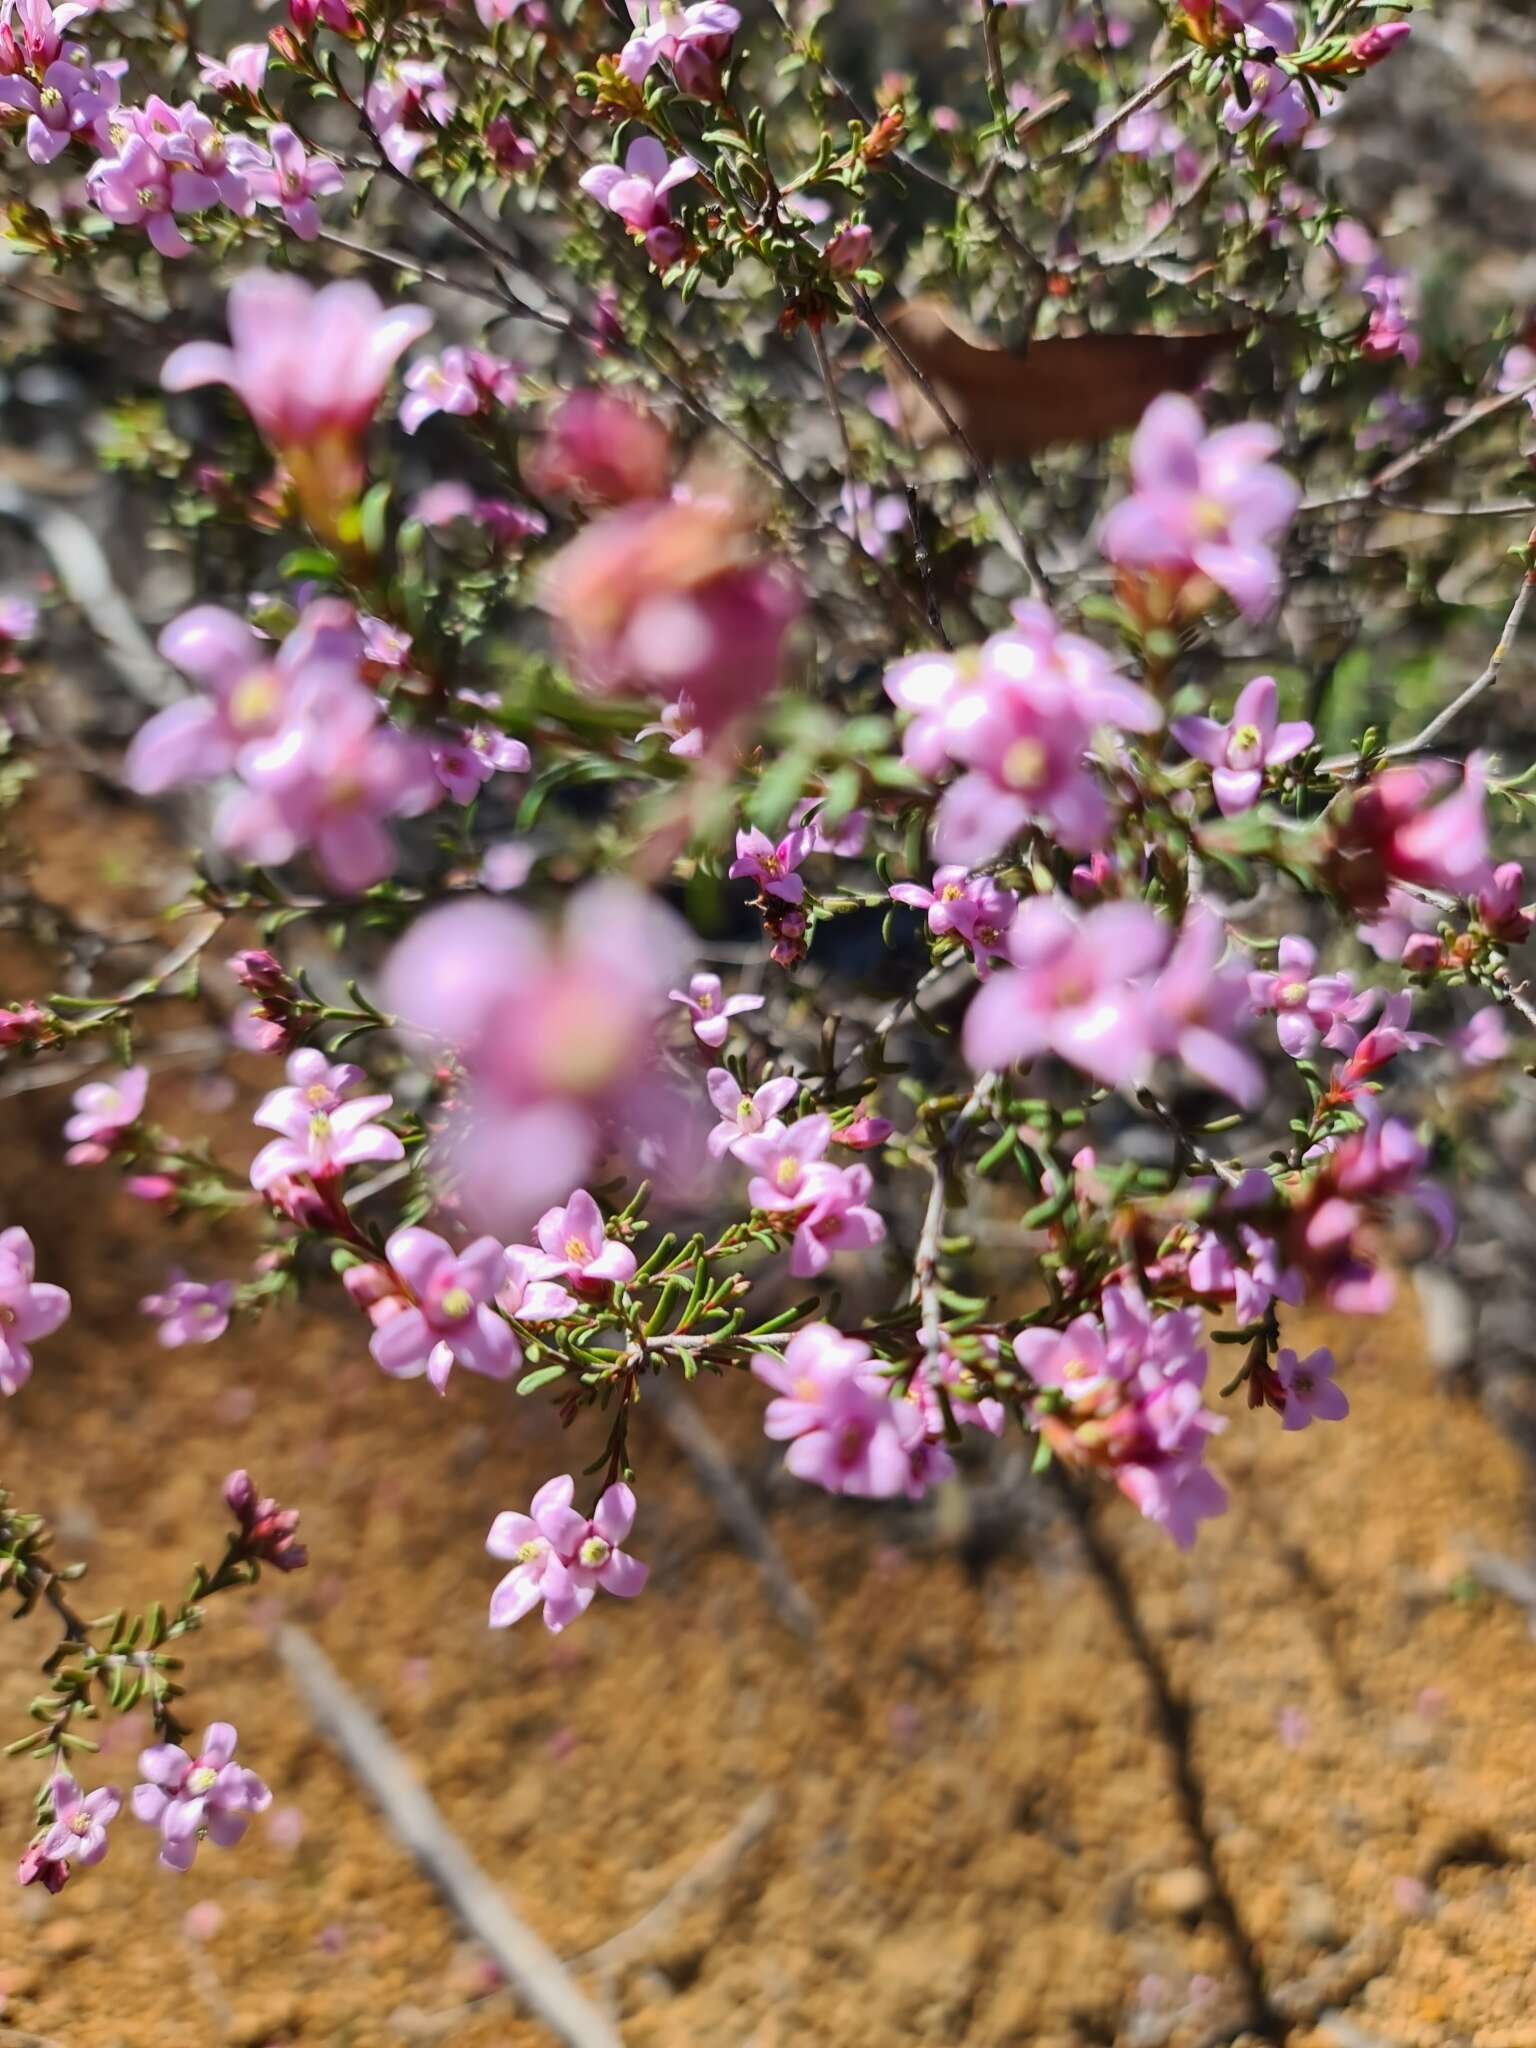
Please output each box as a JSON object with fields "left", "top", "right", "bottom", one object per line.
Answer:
{"left": 695, "top": 991, "right": 715, "bottom": 1012}
{"left": 940, "top": 883, "right": 965, "bottom": 902}
{"left": 69, "top": 1812, "right": 92, "bottom": 1836}
{"left": 188, "top": 1766, "right": 219, "bottom": 1795}
{"left": 1279, "top": 980, "right": 1309, "bottom": 1006}
{"left": 39, "top": 85, "right": 62, "bottom": 110}
{"left": 439, "top": 1286, "right": 473, "bottom": 1320}
{"left": 515, "top": 1538, "right": 546, "bottom": 1566}
{"left": 231, "top": 673, "right": 279, "bottom": 729}
{"left": 775, "top": 1158, "right": 800, "bottom": 1190}
{"left": 136, "top": 185, "right": 161, "bottom": 210}
{"left": 1002, "top": 737, "right": 1047, "bottom": 791}
{"left": 309, "top": 1112, "right": 332, "bottom": 1142}
{"left": 563, "top": 1236, "right": 590, "bottom": 1264}
{"left": 758, "top": 852, "right": 782, "bottom": 878}
{"left": 578, "top": 1535, "right": 611, "bottom": 1569}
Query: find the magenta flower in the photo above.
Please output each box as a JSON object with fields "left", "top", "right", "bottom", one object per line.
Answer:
{"left": 162, "top": 270, "right": 432, "bottom": 464}
{"left": 962, "top": 897, "right": 1168, "bottom": 1091}
{"left": 486, "top": 1476, "right": 647, "bottom": 1632}
{"left": 429, "top": 724, "right": 531, "bottom": 803}
{"left": 0, "top": 1227, "right": 70, "bottom": 1399}
{"left": 889, "top": 866, "right": 1018, "bottom": 974}
{"left": 704, "top": 1068, "right": 797, "bottom": 1159}
{"left": 86, "top": 132, "right": 220, "bottom": 258}
{"left": 787, "top": 1163, "right": 885, "bottom": 1278}
{"left": 0, "top": 55, "right": 108, "bottom": 164}
{"left": 140, "top": 1271, "right": 235, "bottom": 1348}
{"left": 1477, "top": 863, "right": 1532, "bottom": 944}
{"left": 526, "top": 1189, "right": 637, "bottom": 1294}
{"left": 366, "top": 58, "right": 456, "bottom": 174}
{"left": 241, "top": 123, "right": 343, "bottom": 240}
{"left": 195, "top": 42, "right": 268, "bottom": 94}
{"left": 637, "top": 695, "right": 705, "bottom": 759}
{"left": 400, "top": 347, "right": 521, "bottom": 435}
{"left": 729, "top": 825, "right": 812, "bottom": 904}
{"left": 223, "top": 1470, "right": 308, "bottom": 1573}
{"left": 1274, "top": 1346, "right": 1349, "bottom": 1431}
{"left": 1187, "top": 1227, "right": 1301, "bottom": 1326}
{"left": 751, "top": 1325, "right": 930, "bottom": 1500}
{"left": 218, "top": 672, "right": 440, "bottom": 893}
{"left": 1101, "top": 395, "right": 1300, "bottom": 619}
{"left": 249, "top": 1058, "right": 403, "bottom": 1191}
{"left": 837, "top": 1109, "right": 894, "bottom": 1150}
{"left": 669, "top": 971, "right": 763, "bottom": 1050}
{"left": 618, "top": 0, "right": 739, "bottom": 95}
{"left": 369, "top": 1227, "right": 517, "bottom": 1392}
{"left": 63, "top": 1063, "right": 147, "bottom": 1164}
{"left": 1172, "top": 675, "right": 1312, "bottom": 815}
{"left": 734, "top": 1113, "right": 831, "bottom": 1211}
{"left": 39, "top": 1774, "right": 120, "bottom": 1870}
{"left": 132, "top": 1725, "right": 270, "bottom": 1873}
{"left": 1247, "top": 934, "right": 1366, "bottom": 1059}
{"left": 579, "top": 135, "right": 697, "bottom": 265}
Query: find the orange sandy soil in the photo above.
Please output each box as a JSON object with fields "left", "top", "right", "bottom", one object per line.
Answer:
{"left": 1, "top": 780, "right": 1535, "bottom": 2047}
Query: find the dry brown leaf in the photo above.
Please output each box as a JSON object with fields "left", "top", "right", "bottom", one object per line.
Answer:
{"left": 881, "top": 296, "right": 1246, "bottom": 461}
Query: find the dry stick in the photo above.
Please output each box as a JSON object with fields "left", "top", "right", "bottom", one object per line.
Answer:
{"left": 575, "top": 1791, "right": 778, "bottom": 1979}
{"left": 1318, "top": 550, "right": 1536, "bottom": 774}
{"left": 277, "top": 1626, "right": 624, "bottom": 2048}
{"left": 648, "top": 1378, "right": 818, "bottom": 1641}
{"left": 853, "top": 290, "right": 1047, "bottom": 601}
{"left": 1301, "top": 380, "right": 1536, "bottom": 515}
{"left": 913, "top": 1076, "right": 995, "bottom": 1375}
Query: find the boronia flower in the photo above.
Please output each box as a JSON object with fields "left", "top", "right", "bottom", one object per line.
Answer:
{"left": 486, "top": 1476, "right": 648, "bottom": 1632}
{"left": 132, "top": 1725, "right": 270, "bottom": 1872}
{"left": 369, "top": 1227, "right": 517, "bottom": 1392}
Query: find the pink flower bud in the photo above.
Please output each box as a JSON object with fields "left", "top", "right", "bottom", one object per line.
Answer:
{"left": 825, "top": 223, "right": 873, "bottom": 276}
{"left": 126, "top": 1173, "right": 180, "bottom": 1204}
{"left": 1400, "top": 931, "right": 1443, "bottom": 974}
{"left": 1351, "top": 21, "right": 1410, "bottom": 67}
{"left": 341, "top": 1262, "right": 397, "bottom": 1310}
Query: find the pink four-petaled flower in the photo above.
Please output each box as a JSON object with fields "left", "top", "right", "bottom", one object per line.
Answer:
{"left": 669, "top": 971, "right": 764, "bottom": 1050}
{"left": 369, "top": 1226, "right": 517, "bottom": 1392}
{"left": 486, "top": 1475, "right": 648, "bottom": 1632}
{"left": 1172, "top": 674, "right": 1313, "bottom": 815}
{"left": 132, "top": 1723, "right": 270, "bottom": 1873}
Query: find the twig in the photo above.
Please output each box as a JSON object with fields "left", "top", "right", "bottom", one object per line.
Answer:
{"left": 276, "top": 1626, "right": 624, "bottom": 2048}
{"left": 1037, "top": 54, "right": 1196, "bottom": 166}
{"left": 914, "top": 1076, "right": 994, "bottom": 1372}
{"left": 648, "top": 1379, "right": 818, "bottom": 1640}
{"left": 575, "top": 1791, "right": 777, "bottom": 1978}
{"left": 1301, "top": 381, "right": 1536, "bottom": 515}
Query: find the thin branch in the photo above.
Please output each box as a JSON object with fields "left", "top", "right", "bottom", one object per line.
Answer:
{"left": 575, "top": 1791, "right": 777, "bottom": 1979}
{"left": 1301, "top": 381, "right": 1536, "bottom": 514}
{"left": 914, "top": 1076, "right": 994, "bottom": 1373}
{"left": 1037, "top": 54, "right": 1197, "bottom": 166}
{"left": 277, "top": 1625, "right": 623, "bottom": 2048}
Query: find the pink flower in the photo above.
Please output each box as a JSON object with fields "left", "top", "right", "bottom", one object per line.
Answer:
{"left": 1274, "top": 1346, "right": 1349, "bottom": 1430}
{"left": 400, "top": 347, "right": 521, "bottom": 435}
{"left": 0, "top": 54, "right": 110, "bottom": 164}
{"left": 498, "top": 1245, "right": 578, "bottom": 1323}
{"left": 1172, "top": 675, "right": 1312, "bottom": 814}
{"left": 528, "top": 391, "right": 672, "bottom": 508}
{"left": 241, "top": 123, "right": 343, "bottom": 240}
{"left": 429, "top": 724, "right": 530, "bottom": 803}
{"left": 837, "top": 1109, "right": 894, "bottom": 1151}
{"left": 1457, "top": 1006, "right": 1509, "bottom": 1067}
{"left": 525, "top": 1189, "right": 637, "bottom": 1294}
{"left": 162, "top": 271, "right": 432, "bottom": 481}
{"left": 1248, "top": 934, "right": 1365, "bottom": 1058}
{"left": 670, "top": 971, "right": 763, "bottom": 1050}
{"left": 485, "top": 112, "right": 536, "bottom": 173}
{"left": 39, "top": 1774, "right": 120, "bottom": 1870}
{"left": 1356, "top": 884, "right": 1439, "bottom": 963}
{"left": 132, "top": 1725, "right": 270, "bottom": 1872}
{"left": 1329, "top": 755, "right": 1493, "bottom": 910}
{"left": 1101, "top": 394, "right": 1300, "bottom": 619}
{"left": 1335, "top": 991, "right": 1436, "bottom": 1088}
{"left": 1187, "top": 1227, "right": 1301, "bottom": 1325}
{"left": 1477, "top": 862, "right": 1532, "bottom": 944}
{"left": 86, "top": 132, "right": 222, "bottom": 259}
{"left": 16, "top": 1843, "right": 69, "bottom": 1893}
{"left": 618, "top": 0, "right": 739, "bottom": 96}
{"left": 889, "top": 866, "right": 1018, "bottom": 974}
{"left": 63, "top": 1063, "right": 147, "bottom": 1164}
{"left": 729, "top": 825, "right": 811, "bottom": 904}
{"left": 1014, "top": 1314, "right": 1119, "bottom": 1399}
{"left": 1351, "top": 21, "right": 1410, "bottom": 66}
{"left": 637, "top": 696, "right": 705, "bottom": 758}
{"left": 751, "top": 1325, "right": 931, "bottom": 1499}
{"left": 217, "top": 671, "right": 439, "bottom": 892}
{"left": 579, "top": 135, "right": 697, "bottom": 266}
{"left": 249, "top": 1054, "right": 403, "bottom": 1191}
{"left": 195, "top": 42, "right": 268, "bottom": 94}
{"left": 825, "top": 220, "right": 873, "bottom": 274}
{"left": 705, "top": 1068, "right": 798, "bottom": 1158}
{"left": 787, "top": 1163, "right": 885, "bottom": 1278}
{"left": 369, "top": 1227, "right": 517, "bottom": 1391}
{"left": 487, "top": 1476, "right": 647, "bottom": 1632}
{"left": 734, "top": 1113, "right": 831, "bottom": 1211}
{"left": 1149, "top": 910, "right": 1264, "bottom": 1106}
{"left": 365, "top": 59, "right": 455, "bottom": 174}
{"left": 140, "top": 1271, "right": 234, "bottom": 1347}
{"left": 961, "top": 898, "right": 1168, "bottom": 1091}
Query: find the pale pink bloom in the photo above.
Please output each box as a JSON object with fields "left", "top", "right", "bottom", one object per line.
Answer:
{"left": 365, "top": 58, "right": 455, "bottom": 174}
{"left": 733, "top": 1113, "right": 831, "bottom": 1211}
{"left": 618, "top": 0, "right": 738, "bottom": 96}
{"left": 669, "top": 971, "right": 763, "bottom": 1050}
{"left": 498, "top": 1245, "right": 578, "bottom": 1323}
{"left": 1356, "top": 885, "right": 1439, "bottom": 963}
{"left": 195, "top": 42, "right": 268, "bottom": 94}
{"left": 141, "top": 1271, "right": 235, "bottom": 1347}
{"left": 825, "top": 221, "right": 873, "bottom": 274}
{"left": 86, "top": 127, "right": 222, "bottom": 259}
{"left": 637, "top": 695, "right": 704, "bottom": 758}
{"left": 579, "top": 135, "right": 696, "bottom": 265}
{"left": 1274, "top": 1346, "right": 1348, "bottom": 1430}
{"left": 751, "top": 1324, "right": 932, "bottom": 1499}
{"left": 400, "top": 348, "right": 520, "bottom": 435}
{"left": 479, "top": 838, "right": 537, "bottom": 892}
{"left": 1147, "top": 910, "right": 1264, "bottom": 1106}
{"left": 889, "top": 866, "right": 1018, "bottom": 974}
{"left": 1172, "top": 674, "right": 1312, "bottom": 814}
{"left": 40, "top": 1775, "right": 120, "bottom": 1869}
{"left": 0, "top": 1227, "right": 70, "bottom": 1397}
{"left": 487, "top": 1476, "right": 647, "bottom": 1632}
{"left": 705, "top": 1068, "right": 798, "bottom": 1158}
{"left": 241, "top": 122, "right": 343, "bottom": 240}
{"left": 1101, "top": 394, "right": 1300, "bottom": 618}
{"left": 788, "top": 796, "right": 868, "bottom": 859}
{"left": 915, "top": 1340, "right": 1005, "bottom": 1437}
{"left": 526, "top": 1189, "right": 637, "bottom": 1293}
{"left": 528, "top": 391, "right": 672, "bottom": 508}
{"left": 249, "top": 1059, "right": 402, "bottom": 1190}
{"left": 1457, "top": 1006, "right": 1509, "bottom": 1067}
{"left": 961, "top": 898, "right": 1168, "bottom": 1091}
{"left": 837, "top": 1109, "right": 894, "bottom": 1150}
{"left": 1477, "top": 862, "right": 1532, "bottom": 944}
{"left": 132, "top": 1725, "right": 270, "bottom": 1872}
{"left": 729, "top": 824, "right": 812, "bottom": 904}
{"left": 1014, "top": 1314, "right": 1119, "bottom": 1399}
{"left": 429, "top": 723, "right": 530, "bottom": 803}
{"left": 1334, "top": 755, "right": 1494, "bottom": 908}
{"left": 787, "top": 1163, "right": 885, "bottom": 1278}
{"left": 162, "top": 270, "right": 432, "bottom": 462}
{"left": 63, "top": 1063, "right": 147, "bottom": 1164}
{"left": 1248, "top": 934, "right": 1365, "bottom": 1058}
{"left": 369, "top": 1227, "right": 517, "bottom": 1391}
{"left": 1187, "top": 1228, "right": 1301, "bottom": 1325}
{"left": 0, "top": 53, "right": 110, "bottom": 163}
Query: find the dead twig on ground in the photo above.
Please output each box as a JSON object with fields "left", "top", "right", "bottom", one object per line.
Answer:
{"left": 576, "top": 1791, "right": 778, "bottom": 1981}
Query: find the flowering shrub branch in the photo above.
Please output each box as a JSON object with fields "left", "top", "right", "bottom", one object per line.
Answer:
{"left": 2, "top": 0, "right": 1530, "bottom": 1912}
